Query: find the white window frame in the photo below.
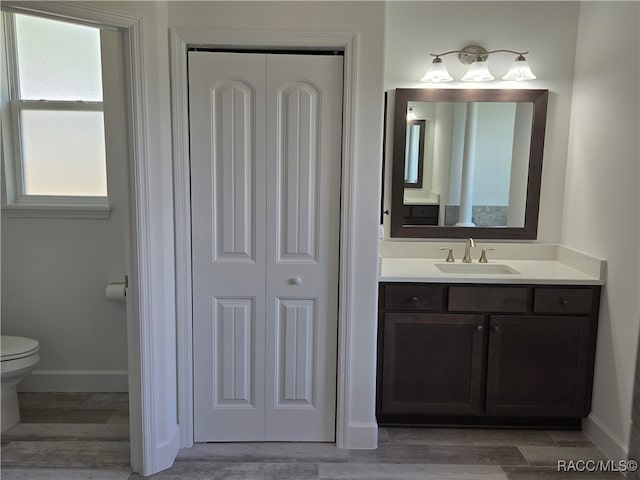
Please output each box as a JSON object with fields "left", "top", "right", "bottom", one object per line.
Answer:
{"left": 1, "top": 11, "right": 110, "bottom": 219}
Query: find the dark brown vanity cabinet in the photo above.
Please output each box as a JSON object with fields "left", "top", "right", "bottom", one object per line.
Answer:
{"left": 377, "top": 283, "right": 601, "bottom": 426}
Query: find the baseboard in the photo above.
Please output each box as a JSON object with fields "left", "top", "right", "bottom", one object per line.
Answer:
{"left": 346, "top": 421, "right": 378, "bottom": 449}
{"left": 18, "top": 370, "right": 128, "bottom": 392}
{"left": 584, "top": 414, "right": 629, "bottom": 461}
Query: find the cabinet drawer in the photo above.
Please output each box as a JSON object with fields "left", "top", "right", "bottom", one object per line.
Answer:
{"left": 385, "top": 284, "right": 444, "bottom": 311}
{"left": 449, "top": 286, "right": 528, "bottom": 313}
{"left": 534, "top": 288, "right": 593, "bottom": 315}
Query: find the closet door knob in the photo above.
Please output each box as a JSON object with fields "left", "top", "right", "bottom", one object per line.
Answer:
{"left": 289, "top": 276, "right": 302, "bottom": 285}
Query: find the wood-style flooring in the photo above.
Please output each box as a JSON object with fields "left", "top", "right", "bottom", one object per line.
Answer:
{"left": 0, "top": 393, "right": 624, "bottom": 479}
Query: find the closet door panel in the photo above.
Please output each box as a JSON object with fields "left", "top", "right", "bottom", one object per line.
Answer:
{"left": 190, "top": 52, "right": 267, "bottom": 441}
{"left": 265, "top": 54, "right": 343, "bottom": 441}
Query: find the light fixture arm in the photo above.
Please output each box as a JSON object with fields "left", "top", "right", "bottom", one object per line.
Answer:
{"left": 430, "top": 48, "right": 530, "bottom": 65}
{"left": 429, "top": 50, "right": 468, "bottom": 58}
{"left": 430, "top": 49, "right": 530, "bottom": 57}
{"left": 484, "top": 49, "right": 530, "bottom": 56}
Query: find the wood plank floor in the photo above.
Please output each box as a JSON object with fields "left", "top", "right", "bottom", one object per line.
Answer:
{"left": 0, "top": 393, "right": 624, "bottom": 479}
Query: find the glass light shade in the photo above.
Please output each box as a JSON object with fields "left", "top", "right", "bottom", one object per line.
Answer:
{"left": 406, "top": 107, "right": 417, "bottom": 121}
{"left": 461, "top": 60, "right": 494, "bottom": 82}
{"left": 420, "top": 58, "right": 453, "bottom": 83}
{"left": 502, "top": 56, "right": 537, "bottom": 81}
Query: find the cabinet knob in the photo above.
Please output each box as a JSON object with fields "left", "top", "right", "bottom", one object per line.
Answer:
{"left": 560, "top": 298, "right": 568, "bottom": 306}
{"left": 289, "top": 276, "right": 302, "bottom": 285}
{"left": 493, "top": 325, "right": 500, "bottom": 332}
{"left": 476, "top": 325, "right": 483, "bottom": 331}
{"left": 410, "top": 296, "right": 419, "bottom": 303}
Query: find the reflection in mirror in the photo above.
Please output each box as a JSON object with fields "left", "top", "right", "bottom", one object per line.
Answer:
{"left": 391, "top": 89, "right": 548, "bottom": 239}
{"left": 404, "top": 119, "right": 425, "bottom": 188}
{"left": 404, "top": 100, "right": 532, "bottom": 228}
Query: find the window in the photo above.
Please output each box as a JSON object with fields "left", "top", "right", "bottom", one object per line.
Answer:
{"left": 2, "top": 12, "right": 109, "bottom": 216}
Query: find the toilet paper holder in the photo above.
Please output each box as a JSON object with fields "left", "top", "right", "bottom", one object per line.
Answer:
{"left": 106, "top": 276, "right": 128, "bottom": 302}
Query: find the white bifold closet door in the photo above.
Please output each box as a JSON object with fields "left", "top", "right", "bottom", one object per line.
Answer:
{"left": 189, "top": 51, "right": 343, "bottom": 442}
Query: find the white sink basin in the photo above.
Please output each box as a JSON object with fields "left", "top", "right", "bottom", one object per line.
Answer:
{"left": 435, "top": 263, "right": 520, "bottom": 275}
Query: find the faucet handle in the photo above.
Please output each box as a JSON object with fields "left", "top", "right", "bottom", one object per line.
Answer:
{"left": 479, "top": 248, "right": 495, "bottom": 263}
{"left": 439, "top": 247, "right": 455, "bottom": 263}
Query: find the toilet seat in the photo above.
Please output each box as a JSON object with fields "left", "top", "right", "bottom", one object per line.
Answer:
{"left": 1, "top": 336, "right": 39, "bottom": 362}
{"left": 1, "top": 335, "right": 40, "bottom": 433}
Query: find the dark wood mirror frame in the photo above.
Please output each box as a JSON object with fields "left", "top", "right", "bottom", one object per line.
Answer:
{"left": 390, "top": 88, "right": 549, "bottom": 239}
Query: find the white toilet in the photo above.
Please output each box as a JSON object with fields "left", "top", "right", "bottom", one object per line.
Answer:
{"left": 1, "top": 335, "right": 40, "bottom": 433}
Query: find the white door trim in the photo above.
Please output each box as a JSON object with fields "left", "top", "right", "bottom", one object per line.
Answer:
{"left": 170, "top": 28, "right": 358, "bottom": 449}
{"left": 1, "top": 1, "right": 179, "bottom": 475}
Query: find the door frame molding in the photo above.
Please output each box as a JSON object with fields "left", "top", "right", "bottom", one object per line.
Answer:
{"left": 1, "top": 1, "right": 179, "bottom": 474}
{"left": 170, "top": 28, "right": 358, "bottom": 448}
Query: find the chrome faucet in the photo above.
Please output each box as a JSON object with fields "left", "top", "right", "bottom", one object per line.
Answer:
{"left": 462, "top": 238, "right": 475, "bottom": 263}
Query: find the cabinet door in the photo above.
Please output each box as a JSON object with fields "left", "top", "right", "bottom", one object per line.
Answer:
{"left": 381, "top": 313, "right": 486, "bottom": 415}
{"left": 486, "top": 315, "right": 591, "bottom": 418}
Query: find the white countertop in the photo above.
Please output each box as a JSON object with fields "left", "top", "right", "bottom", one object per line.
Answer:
{"left": 379, "top": 258, "right": 603, "bottom": 285}
{"left": 378, "top": 243, "right": 606, "bottom": 285}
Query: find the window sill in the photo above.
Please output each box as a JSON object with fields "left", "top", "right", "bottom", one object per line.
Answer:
{"left": 2, "top": 202, "right": 112, "bottom": 219}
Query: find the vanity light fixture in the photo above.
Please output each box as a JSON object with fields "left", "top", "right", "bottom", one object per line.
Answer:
{"left": 406, "top": 106, "right": 418, "bottom": 121}
{"left": 420, "top": 45, "right": 536, "bottom": 83}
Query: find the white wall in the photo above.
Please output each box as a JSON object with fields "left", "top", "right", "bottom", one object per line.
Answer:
{"left": 169, "top": 1, "right": 386, "bottom": 447}
{"left": 1, "top": 216, "right": 128, "bottom": 390}
{"left": 383, "top": 1, "right": 580, "bottom": 242}
{"left": 562, "top": 1, "right": 640, "bottom": 460}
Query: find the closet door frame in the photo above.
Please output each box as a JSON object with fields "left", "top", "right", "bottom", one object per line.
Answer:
{"left": 170, "top": 28, "right": 358, "bottom": 449}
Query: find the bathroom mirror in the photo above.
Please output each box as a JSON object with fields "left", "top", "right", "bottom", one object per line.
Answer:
{"left": 390, "top": 88, "right": 548, "bottom": 239}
